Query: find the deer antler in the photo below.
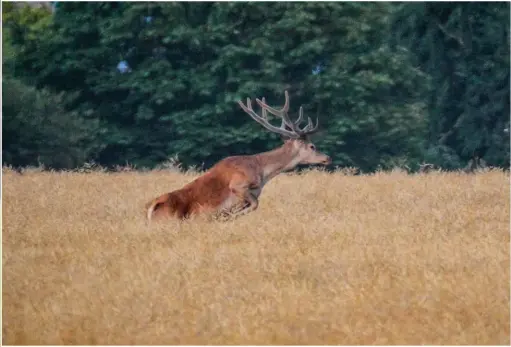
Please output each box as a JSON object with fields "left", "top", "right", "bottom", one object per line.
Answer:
{"left": 238, "top": 90, "right": 319, "bottom": 139}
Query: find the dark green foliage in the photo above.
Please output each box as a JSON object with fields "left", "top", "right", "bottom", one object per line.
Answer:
{"left": 392, "top": 2, "right": 510, "bottom": 168}
{"left": 2, "top": 2, "right": 509, "bottom": 171}
{"left": 2, "top": 77, "right": 102, "bottom": 169}
{"left": 2, "top": 3, "right": 102, "bottom": 169}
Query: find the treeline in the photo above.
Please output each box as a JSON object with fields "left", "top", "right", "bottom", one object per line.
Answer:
{"left": 3, "top": 2, "right": 509, "bottom": 172}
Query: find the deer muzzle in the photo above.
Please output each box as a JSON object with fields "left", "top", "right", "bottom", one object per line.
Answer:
{"left": 322, "top": 156, "right": 332, "bottom": 165}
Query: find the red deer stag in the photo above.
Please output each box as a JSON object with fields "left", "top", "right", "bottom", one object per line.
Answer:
{"left": 145, "top": 90, "right": 331, "bottom": 221}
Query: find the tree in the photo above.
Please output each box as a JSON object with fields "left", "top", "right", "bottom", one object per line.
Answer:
{"left": 2, "top": 3, "right": 102, "bottom": 169}
{"left": 5, "top": 2, "right": 432, "bottom": 171}
{"left": 392, "top": 2, "right": 510, "bottom": 169}
{"left": 2, "top": 77, "right": 102, "bottom": 169}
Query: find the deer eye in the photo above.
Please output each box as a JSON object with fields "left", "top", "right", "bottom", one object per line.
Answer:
{"left": 309, "top": 144, "right": 316, "bottom": 150}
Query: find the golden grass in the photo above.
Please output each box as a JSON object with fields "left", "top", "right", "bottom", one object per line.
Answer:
{"left": 2, "top": 167, "right": 510, "bottom": 345}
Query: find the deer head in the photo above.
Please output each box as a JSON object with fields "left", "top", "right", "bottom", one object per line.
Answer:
{"left": 238, "top": 91, "right": 331, "bottom": 166}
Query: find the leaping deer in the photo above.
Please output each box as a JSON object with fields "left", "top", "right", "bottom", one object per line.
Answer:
{"left": 145, "top": 90, "right": 331, "bottom": 221}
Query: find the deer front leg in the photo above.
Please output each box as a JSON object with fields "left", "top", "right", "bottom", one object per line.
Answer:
{"left": 229, "top": 182, "right": 259, "bottom": 218}
{"left": 232, "top": 192, "right": 259, "bottom": 216}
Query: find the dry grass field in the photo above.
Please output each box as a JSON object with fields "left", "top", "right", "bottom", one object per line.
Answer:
{"left": 2, "top": 167, "right": 510, "bottom": 345}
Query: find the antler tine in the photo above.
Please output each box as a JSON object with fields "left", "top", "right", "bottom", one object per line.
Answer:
{"left": 294, "top": 106, "right": 304, "bottom": 126}
{"left": 261, "top": 97, "right": 268, "bottom": 120}
{"left": 256, "top": 91, "right": 298, "bottom": 132}
{"left": 237, "top": 97, "right": 299, "bottom": 138}
{"left": 239, "top": 91, "right": 320, "bottom": 138}
{"left": 301, "top": 116, "right": 319, "bottom": 134}
{"left": 311, "top": 117, "right": 319, "bottom": 133}
{"left": 289, "top": 106, "right": 319, "bottom": 135}
{"left": 255, "top": 90, "right": 290, "bottom": 116}
{"left": 282, "top": 90, "right": 290, "bottom": 113}
{"left": 280, "top": 118, "right": 288, "bottom": 131}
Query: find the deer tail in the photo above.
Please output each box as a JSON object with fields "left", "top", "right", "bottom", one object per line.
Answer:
{"left": 145, "top": 193, "right": 186, "bottom": 221}
{"left": 145, "top": 196, "right": 166, "bottom": 221}
{"left": 145, "top": 200, "right": 156, "bottom": 221}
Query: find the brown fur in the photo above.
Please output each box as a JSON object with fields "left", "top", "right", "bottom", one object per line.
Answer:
{"left": 146, "top": 91, "right": 331, "bottom": 221}
{"left": 146, "top": 139, "right": 331, "bottom": 221}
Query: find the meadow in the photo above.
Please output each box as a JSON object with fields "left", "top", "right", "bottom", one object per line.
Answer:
{"left": 2, "top": 167, "right": 510, "bottom": 345}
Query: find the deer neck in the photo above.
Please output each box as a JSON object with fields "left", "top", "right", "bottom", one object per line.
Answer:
{"left": 255, "top": 142, "right": 300, "bottom": 182}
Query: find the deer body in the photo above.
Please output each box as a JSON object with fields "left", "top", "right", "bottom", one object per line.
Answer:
{"left": 146, "top": 91, "right": 331, "bottom": 221}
